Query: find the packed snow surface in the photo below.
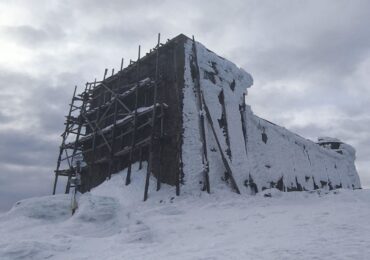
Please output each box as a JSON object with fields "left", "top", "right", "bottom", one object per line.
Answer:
{"left": 0, "top": 165, "right": 369, "bottom": 260}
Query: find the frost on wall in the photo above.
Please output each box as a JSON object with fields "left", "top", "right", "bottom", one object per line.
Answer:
{"left": 244, "top": 109, "right": 361, "bottom": 193}
{"left": 182, "top": 38, "right": 361, "bottom": 194}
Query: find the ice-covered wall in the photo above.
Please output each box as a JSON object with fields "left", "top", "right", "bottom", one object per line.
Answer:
{"left": 182, "top": 38, "right": 361, "bottom": 194}
{"left": 243, "top": 109, "right": 361, "bottom": 193}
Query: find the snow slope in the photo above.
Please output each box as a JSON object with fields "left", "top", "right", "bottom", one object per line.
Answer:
{"left": 182, "top": 38, "right": 360, "bottom": 194}
{"left": 0, "top": 166, "right": 369, "bottom": 260}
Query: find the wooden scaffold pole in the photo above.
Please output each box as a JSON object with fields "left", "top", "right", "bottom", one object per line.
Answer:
{"left": 126, "top": 45, "right": 141, "bottom": 185}
{"left": 52, "top": 86, "right": 77, "bottom": 195}
{"left": 65, "top": 83, "right": 89, "bottom": 194}
{"left": 144, "top": 33, "right": 161, "bottom": 201}
{"left": 107, "top": 98, "right": 118, "bottom": 180}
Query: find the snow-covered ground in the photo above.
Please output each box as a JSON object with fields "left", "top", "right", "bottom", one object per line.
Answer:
{"left": 1, "top": 164, "right": 369, "bottom": 260}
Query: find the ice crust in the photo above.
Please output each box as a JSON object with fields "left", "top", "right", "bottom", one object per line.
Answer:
{"left": 182, "top": 38, "right": 360, "bottom": 194}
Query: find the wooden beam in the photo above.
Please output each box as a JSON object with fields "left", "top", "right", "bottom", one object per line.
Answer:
{"left": 53, "top": 85, "right": 77, "bottom": 195}
{"left": 108, "top": 99, "right": 118, "bottom": 179}
{"left": 144, "top": 33, "right": 160, "bottom": 201}
{"left": 126, "top": 45, "right": 141, "bottom": 186}
{"left": 66, "top": 83, "right": 89, "bottom": 194}
{"left": 202, "top": 94, "right": 241, "bottom": 194}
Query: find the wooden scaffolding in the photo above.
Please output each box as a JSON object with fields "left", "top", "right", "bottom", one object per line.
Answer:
{"left": 53, "top": 35, "right": 168, "bottom": 200}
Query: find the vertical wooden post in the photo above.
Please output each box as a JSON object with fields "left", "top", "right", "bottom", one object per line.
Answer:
{"left": 108, "top": 98, "right": 118, "bottom": 179}
{"left": 240, "top": 92, "right": 248, "bottom": 155}
{"left": 139, "top": 147, "right": 143, "bottom": 170}
{"left": 172, "top": 38, "right": 181, "bottom": 196}
{"left": 103, "top": 68, "right": 108, "bottom": 80}
{"left": 53, "top": 86, "right": 77, "bottom": 195}
{"left": 202, "top": 94, "right": 241, "bottom": 194}
{"left": 144, "top": 33, "right": 161, "bottom": 201}
{"left": 66, "top": 83, "right": 89, "bottom": 194}
{"left": 126, "top": 45, "right": 141, "bottom": 185}
{"left": 88, "top": 88, "right": 100, "bottom": 191}
{"left": 120, "top": 58, "right": 124, "bottom": 71}
{"left": 157, "top": 104, "right": 164, "bottom": 192}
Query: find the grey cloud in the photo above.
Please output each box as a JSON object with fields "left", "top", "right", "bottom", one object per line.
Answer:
{"left": 0, "top": 130, "right": 58, "bottom": 167}
{"left": 0, "top": 66, "right": 33, "bottom": 88}
{"left": 0, "top": 111, "right": 11, "bottom": 123}
{"left": 24, "top": 84, "right": 73, "bottom": 135}
{"left": 2, "top": 24, "right": 66, "bottom": 48}
{"left": 85, "top": 24, "right": 163, "bottom": 48}
{"left": 0, "top": 164, "right": 53, "bottom": 212}
{"left": 226, "top": 1, "right": 370, "bottom": 83}
{"left": 240, "top": 29, "right": 370, "bottom": 84}
{"left": 74, "top": 0, "right": 163, "bottom": 13}
{"left": 0, "top": 0, "right": 369, "bottom": 212}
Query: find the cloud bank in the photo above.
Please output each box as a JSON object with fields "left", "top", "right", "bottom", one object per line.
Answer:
{"left": 0, "top": 0, "right": 369, "bottom": 211}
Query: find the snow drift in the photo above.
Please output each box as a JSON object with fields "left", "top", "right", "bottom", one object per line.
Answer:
{"left": 0, "top": 167, "right": 369, "bottom": 259}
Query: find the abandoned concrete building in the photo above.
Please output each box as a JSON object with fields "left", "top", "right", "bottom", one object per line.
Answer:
{"left": 52, "top": 34, "right": 361, "bottom": 200}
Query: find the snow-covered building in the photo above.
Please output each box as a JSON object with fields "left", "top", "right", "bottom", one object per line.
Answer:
{"left": 53, "top": 34, "right": 361, "bottom": 198}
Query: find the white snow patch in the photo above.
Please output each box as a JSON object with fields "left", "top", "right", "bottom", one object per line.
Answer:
{"left": 1, "top": 175, "right": 369, "bottom": 259}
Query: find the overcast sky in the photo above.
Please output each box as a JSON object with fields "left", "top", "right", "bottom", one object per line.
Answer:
{"left": 0, "top": 0, "right": 369, "bottom": 212}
